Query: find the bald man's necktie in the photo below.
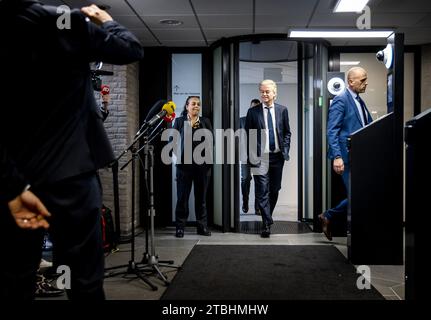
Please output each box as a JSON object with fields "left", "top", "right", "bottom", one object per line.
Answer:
{"left": 356, "top": 95, "right": 368, "bottom": 126}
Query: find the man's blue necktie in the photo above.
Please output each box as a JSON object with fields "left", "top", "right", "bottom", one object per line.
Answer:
{"left": 356, "top": 95, "right": 368, "bottom": 126}
{"left": 265, "top": 107, "right": 276, "bottom": 152}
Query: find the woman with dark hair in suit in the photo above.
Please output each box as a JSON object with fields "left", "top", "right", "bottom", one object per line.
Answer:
{"left": 173, "top": 96, "right": 213, "bottom": 238}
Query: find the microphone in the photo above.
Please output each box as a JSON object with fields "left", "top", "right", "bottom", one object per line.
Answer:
{"left": 136, "top": 101, "right": 176, "bottom": 137}
{"left": 163, "top": 112, "right": 176, "bottom": 123}
{"left": 146, "top": 101, "right": 176, "bottom": 127}
{"left": 146, "top": 112, "right": 176, "bottom": 145}
{"left": 101, "top": 85, "right": 110, "bottom": 95}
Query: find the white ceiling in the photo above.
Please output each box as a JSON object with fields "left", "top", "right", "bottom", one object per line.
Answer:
{"left": 43, "top": 0, "right": 431, "bottom": 47}
{"left": 240, "top": 61, "right": 298, "bottom": 84}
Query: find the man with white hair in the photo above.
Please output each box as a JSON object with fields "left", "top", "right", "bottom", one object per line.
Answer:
{"left": 245, "top": 80, "right": 291, "bottom": 238}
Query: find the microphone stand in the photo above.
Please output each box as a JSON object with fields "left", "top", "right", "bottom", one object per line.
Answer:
{"left": 138, "top": 120, "right": 180, "bottom": 285}
{"left": 104, "top": 122, "right": 158, "bottom": 291}
{"left": 107, "top": 122, "right": 149, "bottom": 244}
{"left": 136, "top": 120, "right": 165, "bottom": 265}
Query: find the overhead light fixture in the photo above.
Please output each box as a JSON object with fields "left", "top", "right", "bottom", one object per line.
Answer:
{"left": 333, "top": 0, "right": 369, "bottom": 12}
{"left": 340, "top": 61, "right": 360, "bottom": 66}
{"left": 289, "top": 30, "right": 393, "bottom": 38}
{"left": 159, "top": 19, "right": 183, "bottom": 26}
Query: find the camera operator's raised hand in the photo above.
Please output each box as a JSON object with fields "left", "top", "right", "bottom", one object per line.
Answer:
{"left": 100, "top": 85, "right": 110, "bottom": 121}
{"left": 102, "top": 93, "right": 110, "bottom": 109}
{"left": 81, "top": 4, "right": 113, "bottom": 25}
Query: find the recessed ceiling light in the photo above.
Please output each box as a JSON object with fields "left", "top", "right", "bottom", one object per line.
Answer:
{"left": 333, "top": 0, "right": 369, "bottom": 12}
{"left": 159, "top": 19, "right": 183, "bottom": 26}
{"left": 289, "top": 30, "right": 393, "bottom": 38}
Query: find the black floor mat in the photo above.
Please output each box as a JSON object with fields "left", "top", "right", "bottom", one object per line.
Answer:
{"left": 161, "top": 245, "right": 385, "bottom": 300}
{"left": 240, "top": 221, "right": 312, "bottom": 234}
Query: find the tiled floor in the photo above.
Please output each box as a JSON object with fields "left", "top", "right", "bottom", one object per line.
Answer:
{"left": 101, "top": 227, "right": 405, "bottom": 300}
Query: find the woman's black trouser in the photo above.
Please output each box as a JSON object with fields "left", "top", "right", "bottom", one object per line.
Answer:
{"left": 175, "top": 165, "right": 210, "bottom": 230}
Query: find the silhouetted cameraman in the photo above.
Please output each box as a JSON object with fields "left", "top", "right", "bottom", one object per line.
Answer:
{"left": 0, "top": 0, "right": 144, "bottom": 300}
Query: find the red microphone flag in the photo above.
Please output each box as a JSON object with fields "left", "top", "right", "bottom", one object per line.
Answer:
{"left": 101, "top": 85, "right": 110, "bottom": 95}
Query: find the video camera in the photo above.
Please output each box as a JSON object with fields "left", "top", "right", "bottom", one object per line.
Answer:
{"left": 91, "top": 62, "right": 114, "bottom": 91}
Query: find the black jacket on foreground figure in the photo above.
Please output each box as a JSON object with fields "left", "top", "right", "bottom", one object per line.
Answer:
{"left": 0, "top": 0, "right": 144, "bottom": 191}
{"left": 0, "top": 0, "right": 144, "bottom": 300}
{"left": 0, "top": 146, "right": 27, "bottom": 203}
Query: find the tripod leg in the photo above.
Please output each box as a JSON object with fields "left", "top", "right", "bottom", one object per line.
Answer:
{"left": 157, "top": 263, "right": 181, "bottom": 270}
{"left": 105, "top": 268, "right": 131, "bottom": 278}
{"left": 104, "top": 264, "right": 129, "bottom": 273}
{"left": 152, "top": 264, "right": 170, "bottom": 285}
{"left": 134, "top": 270, "right": 158, "bottom": 291}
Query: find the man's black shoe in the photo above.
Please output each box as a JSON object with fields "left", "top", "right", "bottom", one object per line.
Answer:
{"left": 260, "top": 225, "right": 271, "bottom": 238}
{"left": 242, "top": 202, "right": 249, "bottom": 213}
{"left": 197, "top": 227, "right": 211, "bottom": 236}
{"left": 175, "top": 228, "right": 184, "bottom": 238}
{"left": 35, "top": 274, "right": 65, "bottom": 297}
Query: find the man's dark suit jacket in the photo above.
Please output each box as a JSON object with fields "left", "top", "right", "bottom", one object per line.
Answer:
{"left": 245, "top": 103, "right": 292, "bottom": 164}
{"left": 0, "top": 0, "right": 144, "bottom": 195}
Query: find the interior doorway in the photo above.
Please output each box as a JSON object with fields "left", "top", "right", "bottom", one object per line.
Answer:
{"left": 238, "top": 41, "right": 299, "bottom": 224}
{"left": 210, "top": 38, "right": 322, "bottom": 233}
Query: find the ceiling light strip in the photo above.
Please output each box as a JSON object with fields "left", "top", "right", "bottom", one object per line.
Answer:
{"left": 289, "top": 30, "right": 393, "bottom": 38}
{"left": 340, "top": 61, "right": 360, "bottom": 65}
{"left": 124, "top": 0, "right": 162, "bottom": 45}
{"left": 333, "top": 0, "right": 370, "bottom": 13}
{"left": 189, "top": 0, "right": 209, "bottom": 47}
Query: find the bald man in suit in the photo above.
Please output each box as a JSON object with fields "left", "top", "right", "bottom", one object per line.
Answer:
{"left": 319, "top": 67, "right": 373, "bottom": 240}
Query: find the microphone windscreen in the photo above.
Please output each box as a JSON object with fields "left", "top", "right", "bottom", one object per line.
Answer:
{"left": 162, "top": 101, "right": 176, "bottom": 115}
{"left": 163, "top": 112, "right": 176, "bottom": 123}
{"left": 101, "top": 85, "right": 110, "bottom": 95}
{"left": 145, "top": 100, "right": 167, "bottom": 121}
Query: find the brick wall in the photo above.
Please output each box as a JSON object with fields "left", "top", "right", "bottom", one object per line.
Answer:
{"left": 95, "top": 62, "right": 140, "bottom": 239}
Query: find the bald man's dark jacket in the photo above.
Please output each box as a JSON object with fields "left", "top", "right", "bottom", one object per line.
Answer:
{"left": 0, "top": 0, "right": 144, "bottom": 197}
